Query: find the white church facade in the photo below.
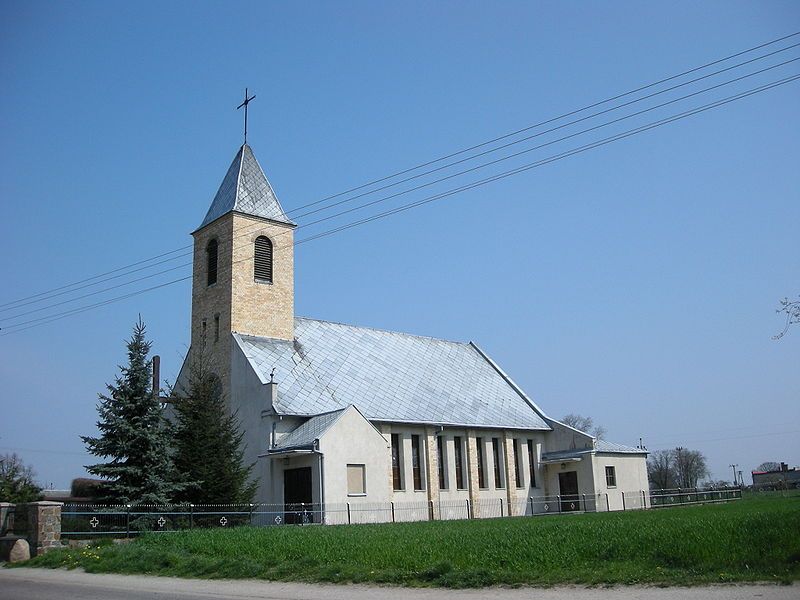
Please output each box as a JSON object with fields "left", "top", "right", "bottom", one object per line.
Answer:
{"left": 177, "top": 143, "right": 649, "bottom": 521}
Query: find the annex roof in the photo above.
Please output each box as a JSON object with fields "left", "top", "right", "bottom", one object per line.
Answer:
{"left": 541, "top": 440, "right": 646, "bottom": 462}
{"left": 234, "top": 317, "right": 551, "bottom": 430}
{"left": 198, "top": 143, "right": 295, "bottom": 230}
{"left": 272, "top": 408, "right": 345, "bottom": 451}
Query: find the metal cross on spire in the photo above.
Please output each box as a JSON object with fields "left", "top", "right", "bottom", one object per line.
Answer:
{"left": 237, "top": 87, "right": 256, "bottom": 144}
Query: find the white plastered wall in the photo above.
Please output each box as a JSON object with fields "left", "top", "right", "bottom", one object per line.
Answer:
{"left": 317, "top": 407, "right": 392, "bottom": 515}
{"left": 591, "top": 453, "right": 650, "bottom": 511}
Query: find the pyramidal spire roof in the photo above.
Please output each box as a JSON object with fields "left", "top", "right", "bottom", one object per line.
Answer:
{"left": 197, "top": 144, "right": 296, "bottom": 230}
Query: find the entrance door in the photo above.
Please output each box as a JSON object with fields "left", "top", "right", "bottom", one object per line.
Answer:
{"left": 284, "top": 467, "right": 313, "bottom": 524}
{"left": 558, "top": 471, "right": 580, "bottom": 512}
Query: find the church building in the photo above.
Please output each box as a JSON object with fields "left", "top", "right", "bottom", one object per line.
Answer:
{"left": 177, "top": 142, "right": 649, "bottom": 521}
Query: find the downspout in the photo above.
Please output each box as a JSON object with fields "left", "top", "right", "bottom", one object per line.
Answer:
{"left": 313, "top": 441, "right": 325, "bottom": 522}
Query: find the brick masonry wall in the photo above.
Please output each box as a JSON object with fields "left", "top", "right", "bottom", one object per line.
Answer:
{"left": 466, "top": 431, "right": 479, "bottom": 517}
{"left": 424, "top": 428, "right": 440, "bottom": 518}
{"left": 190, "top": 213, "right": 295, "bottom": 402}
{"left": 503, "top": 431, "right": 519, "bottom": 515}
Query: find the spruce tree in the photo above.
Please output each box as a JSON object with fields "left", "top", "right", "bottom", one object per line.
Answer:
{"left": 82, "top": 318, "right": 182, "bottom": 504}
{"left": 172, "top": 344, "right": 257, "bottom": 504}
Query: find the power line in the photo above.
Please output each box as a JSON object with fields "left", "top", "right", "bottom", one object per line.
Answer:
{"left": 281, "top": 30, "right": 800, "bottom": 217}
{"left": 2, "top": 62, "right": 794, "bottom": 327}
{"left": 288, "top": 42, "right": 800, "bottom": 223}
{"left": 2, "top": 52, "right": 797, "bottom": 323}
{"left": 648, "top": 429, "right": 800, "bottom": 449}
{"left": 1, "top": 30, "right": 798, "bottom": 312}
{"left": 2, "top": 72, "right": 797, "bottom": 336}
{"left": 293, "top": 74, "right": 800, "bottom": 246}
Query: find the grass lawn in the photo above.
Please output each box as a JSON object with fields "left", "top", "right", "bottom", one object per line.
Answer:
{"left": 13, "top": 495, "right": 800, "bottom": 588}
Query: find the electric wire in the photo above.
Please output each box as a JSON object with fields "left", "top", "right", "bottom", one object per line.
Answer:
{"left": 2, "top": 51, "right": 797, "bottom": 322}
{"left": 1, "top": 30, "right": 798, "bottom": 312}
{"left": 2, "top": 58, "right": 797, "bottom": 324}
{"left": 2, "top": 72, "right": 796, "bottom": 336}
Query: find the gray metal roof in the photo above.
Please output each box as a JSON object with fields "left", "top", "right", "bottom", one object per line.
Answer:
{"left": 595, "top": 440, "right": 647, "bottom": 454}
{"left": 198, "top": 144, "right": 295, "bottom": 230}
{"left": 272, "top": 409, "right": 345, "bottom": 451}
{"left": 542, "top": 440, "right": 646, "bottom": 461}
{"left": 234, "top": 317, "right": 551, "bottom": 430}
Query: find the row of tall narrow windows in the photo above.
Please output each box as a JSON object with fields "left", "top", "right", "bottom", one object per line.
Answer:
{"left": 391, "top": 434, "right": 538, "bottom": 492}
{"left": 205, "top": 236, "right": 273, "bottom": 286}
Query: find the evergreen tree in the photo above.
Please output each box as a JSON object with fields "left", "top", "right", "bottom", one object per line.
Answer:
{"left": 172, "top": 345, "right": 257, "bottom": 504}
{"left": 82, "top": 318, "right": 182, "bottom": 504}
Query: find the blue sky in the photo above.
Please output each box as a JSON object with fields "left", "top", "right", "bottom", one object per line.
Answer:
{"left": 1, "top": 1, "right": 798, "bottom": 489}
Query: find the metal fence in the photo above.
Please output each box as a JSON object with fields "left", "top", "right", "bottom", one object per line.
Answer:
{"left": 625, "top": 487, "right": 743, "bottom": 510}
{"left": 60, "top": 487, "right": 742, "bottom": 539}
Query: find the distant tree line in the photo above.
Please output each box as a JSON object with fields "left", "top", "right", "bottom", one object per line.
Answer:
{"left": 647, "top": 447, "right": 710, "bottom": 489}
{"left": 81, "top": 319, "right": 256, "bottom": 505}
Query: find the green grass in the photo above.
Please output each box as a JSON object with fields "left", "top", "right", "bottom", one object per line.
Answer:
{"left": 14, "top": 496, "right": 800, "bottom": 588}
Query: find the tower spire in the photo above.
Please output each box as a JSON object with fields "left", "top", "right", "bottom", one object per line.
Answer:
{"left": 237, "top": 87, "right": 256, "bottom": 144}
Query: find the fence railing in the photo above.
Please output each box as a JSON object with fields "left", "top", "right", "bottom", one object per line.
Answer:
{"left": 60, "top": 487, "right": 742, "bottom": 538}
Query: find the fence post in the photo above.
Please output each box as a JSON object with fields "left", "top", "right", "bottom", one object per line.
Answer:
{"left": 189, "top": 504, "right": 194, "bottom": 530}
{"left": 467, "top": 498, "right": 472, "bottom": 519}
{"left": 528, "top": 497, "right": 534, "bottom": 516}
{"left": 126, "top": 505, "right": 131, "bottom": 538}
{"left": 346, "top": 503, "right": 351, "bottom": 525}
{"left": 391, "top": 501, "right": 395, "bottom": 523}
{"left": 428, "top": 500, "right": 434, "bottom": 521}
{"left": 500, "top": 498, "right": 504, "bottom": 518}
{"left": 621, "top": 492, "right": 626, "bottom": 511}
{"left": 641, "top": 490, "right": 646, "bottom": 509}
{"left": 249, "top": 503, "right": 254, "bottom": 526}
{"left": 581, "top": 494, "right": 586, "bottom": 512}
{"left": 557, "top": 495, "right": 562, "bottom": 514}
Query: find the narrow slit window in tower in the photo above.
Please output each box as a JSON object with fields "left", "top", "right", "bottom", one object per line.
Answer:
{"left": 254, "top": 236, "right": 273, "bottom": 283}
{"left": 206, "top": 239, "right": 218, "bottom": 286}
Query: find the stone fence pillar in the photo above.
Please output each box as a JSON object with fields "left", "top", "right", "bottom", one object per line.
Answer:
{"left": 0, "top": 502, "right": 14, "bottom": 535}
{"left": 16, "top": 501, "right": 63, "bottom": 556}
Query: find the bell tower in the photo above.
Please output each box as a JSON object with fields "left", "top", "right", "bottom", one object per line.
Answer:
{"left": 189, "top": 143, "right": 296, "bottom": 395}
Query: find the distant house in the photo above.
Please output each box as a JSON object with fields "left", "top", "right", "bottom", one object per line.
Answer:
{"left": 174, "top": 143, "right": 649, "bottom": 517}
{"left": 751, "top": 463, "right": 800, "bottom": 489}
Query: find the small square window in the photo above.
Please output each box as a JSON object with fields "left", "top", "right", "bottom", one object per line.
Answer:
{"left": 605, "top": 466, "right": 617, "bottom": 488}
{"left": 347, "top": 464, "right": 366, "bottom": 495}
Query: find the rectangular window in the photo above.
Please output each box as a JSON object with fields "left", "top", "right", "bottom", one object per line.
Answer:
{"left": 347, "top": 464, "right": 366, "bottom": 495}
{"left": 391, "top": 434, "right": 403, "bottom": 490}
{"left": 527, "top": 439, "right": 537, "bottom": 488}
{"left": 437, "top": 436, "right": 448, "bottom": 489}
{"left": 513, "top": 439, "right": 524, "bottom": 488}
{"left": 476, "top": 437, "right": 486, "bottom": 488}
{"left": 454, "top": 436, "right": 465, "bottom": 489}
{"left": 605, "top": 466, "right": 617, "bottom": 488}
{"left": 492, "top": 437, "right": 504, "bottom": 489}
{"left": 411, "top": 434, "right": 423, "bottom": 490}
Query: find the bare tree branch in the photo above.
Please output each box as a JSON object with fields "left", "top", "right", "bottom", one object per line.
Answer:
{"left": 773, "top": 296, "right": 800, "bottom": 340}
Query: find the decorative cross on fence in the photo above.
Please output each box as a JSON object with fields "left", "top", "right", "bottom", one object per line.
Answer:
{"left": 157, "top": 516, "right": 166, "bottom": 528}
{"left": 219, "top": 516, "right": 228, "bottom": 526}
{"left": 89, "top": 516, "right": 99, "bottom": 528}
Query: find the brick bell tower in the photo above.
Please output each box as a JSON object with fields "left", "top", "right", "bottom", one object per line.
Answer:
{"left": 189, "top": 143, "right": 296, "bottom": 398}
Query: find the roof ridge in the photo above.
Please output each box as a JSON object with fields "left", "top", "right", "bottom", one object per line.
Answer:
{"left": 294, "top": 315, "right": 468, "bottom": 345}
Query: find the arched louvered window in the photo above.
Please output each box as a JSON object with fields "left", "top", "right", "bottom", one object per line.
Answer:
{"left": 254, "top": 236, "right": 273, "bottom": 283}
{"left": 206, "top": 239, "right": 218, "bottom": 286}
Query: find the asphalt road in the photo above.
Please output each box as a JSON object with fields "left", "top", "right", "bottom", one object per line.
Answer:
{"left": 0, "top": 568, "right": 796, "bottom": 600}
